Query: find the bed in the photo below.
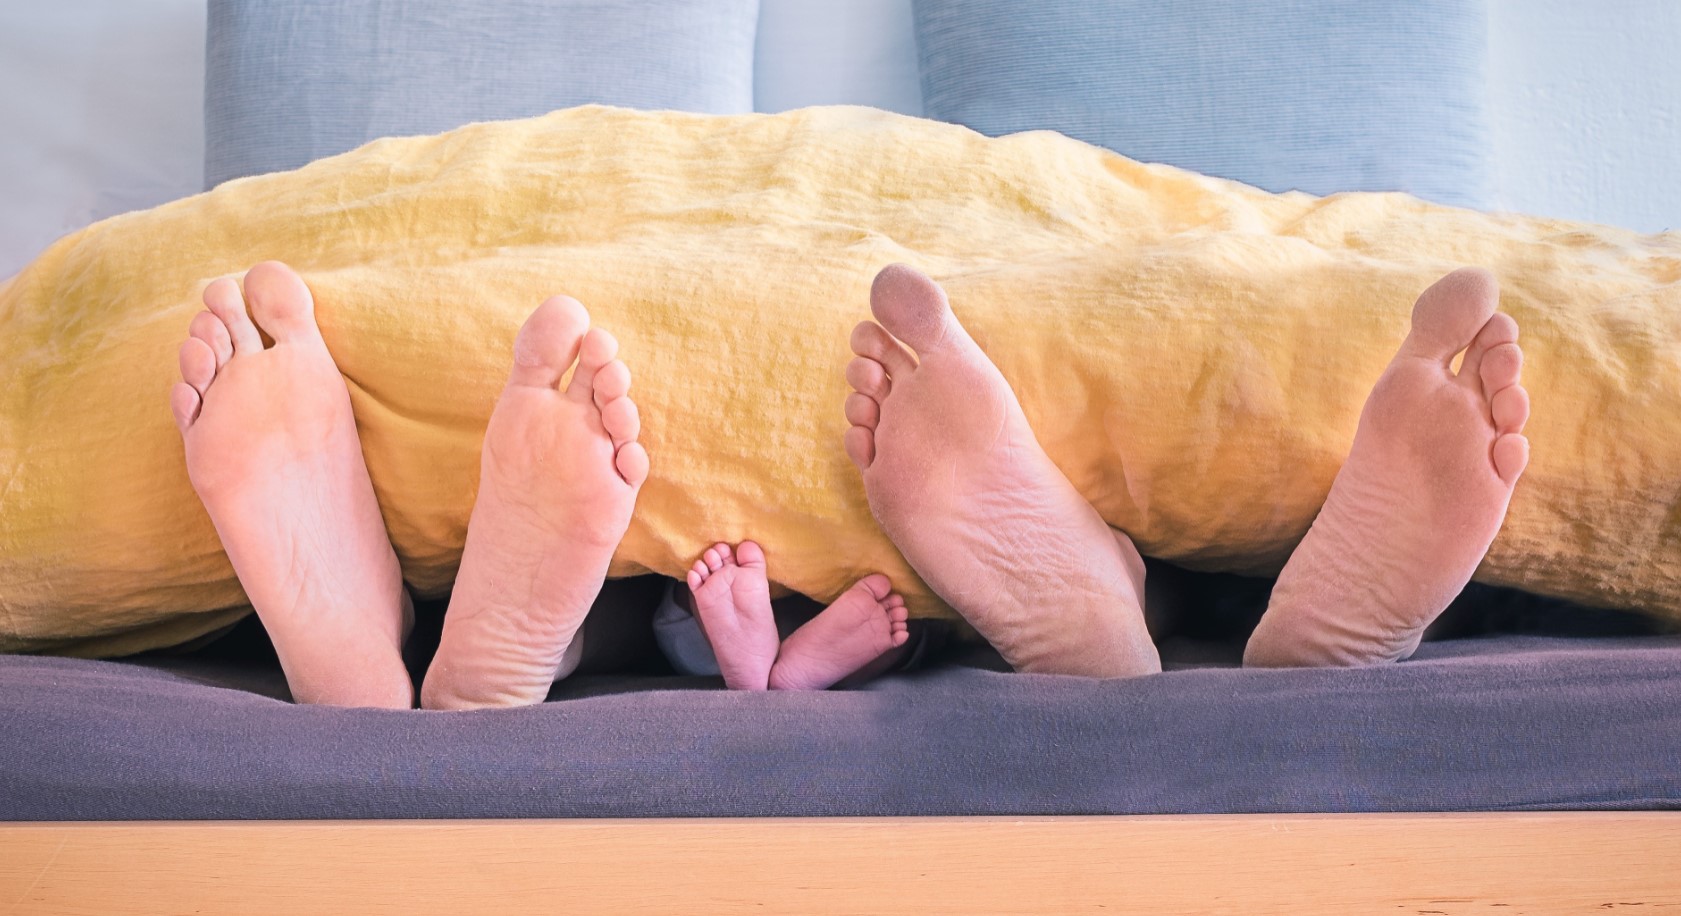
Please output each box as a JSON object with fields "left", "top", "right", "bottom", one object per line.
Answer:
{"left": 3, "top": 0, "right": 1679, "bottom": 910}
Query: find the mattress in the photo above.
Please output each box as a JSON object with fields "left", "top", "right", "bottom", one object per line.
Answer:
{"left": 2, "top": 577, "right": 1678, "bottom": 820}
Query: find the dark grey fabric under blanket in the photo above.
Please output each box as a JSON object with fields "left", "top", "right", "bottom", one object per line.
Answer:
{"left": 2, "top": 633, "right": 1678, "bottom": 820}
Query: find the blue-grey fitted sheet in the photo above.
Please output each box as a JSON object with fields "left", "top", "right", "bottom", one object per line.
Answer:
{"left": 3, "top": 624, "right": 1678, "bottom": 820}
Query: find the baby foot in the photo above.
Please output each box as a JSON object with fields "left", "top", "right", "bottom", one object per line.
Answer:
{"left": 845, "top": 264, "right": 1159, "bottom": 677}
{"left": 686, "top": 541, "right": 780, "bottom": 691}
{"left": 421, "top": 297, "right": 649, "bottom": 709}
{"left": 172, "top": 261, "right": 412, "bottom": 708}
{"left": 1245, "top": 268, "right": 1531, "bottom": 666}
{"left": 769, "top": 575, "right": 910, "bottom": 691}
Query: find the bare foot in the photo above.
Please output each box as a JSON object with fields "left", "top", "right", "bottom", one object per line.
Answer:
{"left": 420, "top": 297, "right": 649, "bottom": 710}
{"left": 172, "top": 261, "right": 412, "bottom": 708}
{"left": 1245, "top": 268, "right": 1531, "bottom": 667}
{"left": 770, "top": 575, "right": 910, "bottom": 690}
{"left": 686, "top": 541, "right": 780, "bottom": 691}
{"left": 846, "top": 264, "right": 1159, "bottom": 677}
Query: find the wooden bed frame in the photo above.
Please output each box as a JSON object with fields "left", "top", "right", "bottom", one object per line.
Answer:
{"left": 4, "top": 813, "right": 1678, "bottom": 913}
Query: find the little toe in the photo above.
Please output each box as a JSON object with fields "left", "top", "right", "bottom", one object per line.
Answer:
{"left": 844, "top": 425, "right": 876, "bottom": 470}
{"left": 1478, "top": 342, "right": 1524, "bottom": 397}
{"left": 509, "top": 296, "right": 590, "bottom": 389}
{"left": 1491, "top": 384, "right": 1530, "bottom": 435}
{"left": 614, "top": 440, "right": 650, "bottom": 488}
{"left": 566, "top": 328, "right": 619, "bottom": 401}
{"left": 870, "top": 264, "right": 964, "bottom": 354}
{"left": 1493, "top": 433, "right": 1531, "bottom": 486}
{"left": 1402, "top": 267, "right": 1500, "bottom": 364}
{"left": 850, "top": 321, "right": 917, "bottom": 378}
{"left": 169, "top": 382, "right": 202, "bottom": 432}
{"left": 600, "top": 396, "right": 640, "bottom": 447}
{"left": 736, "top": 541, "right": 766, "bottom": 568}
{"left": 845, "top": 392, "right": 881, "bottom": 430}
{"left": 242, "top": 261, "right": 320, "bottom": 343}
{"left": 178, "top": 337, "right": 217, "bottom": 394}
{"left": 203, "top": 277, "right": 263, "bottom": 355}
{"left": 845, "top": 356, "right": 890, "bottom": 400}
{"left": 189, "top": 311, "right": 234, "bottom": 368}
{"left": 591, "top": 360, "right": 631, "bottom": 407}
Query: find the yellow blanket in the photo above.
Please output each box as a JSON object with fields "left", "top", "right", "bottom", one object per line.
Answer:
{"left": 3, "top": 105, "right": 1679, "bottom": 657}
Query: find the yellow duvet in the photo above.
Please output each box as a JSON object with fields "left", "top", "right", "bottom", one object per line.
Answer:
{"left": 2, "top": 105, "right": 1679, "bottom": 657}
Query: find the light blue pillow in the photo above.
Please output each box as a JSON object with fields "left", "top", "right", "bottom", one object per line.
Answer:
{"left": 205, "top": 0, "right": 760, "bottom": 188}
{"left": 913, "top": 0, "right": 1490, "bottom": 209}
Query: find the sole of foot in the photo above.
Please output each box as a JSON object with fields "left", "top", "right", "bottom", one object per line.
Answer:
{"left": 1244, "top": 267, "right": 1531, "bottom": 667}
{"left": 844, "top": 264, "right": 1159, "bottom": 678}
{"left": 687, "top": 541, "right": 781, "bottom": 691}
{"left": 420, "top": 296, "right": 648, "bottom": 710}
{"left": 173, "top": 261, "right": 412, "bottom": 708}
{"left": 769, "top": 574, "right": 910, "bottom": 690}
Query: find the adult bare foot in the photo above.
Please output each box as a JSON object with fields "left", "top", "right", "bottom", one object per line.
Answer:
{"left": 420, "top": 297, "right": 649, "bottom": 710}
{"left": 1245, "top": 268, "right": 1531, "bottom": 667}
{"left": 845, "top": 264, "right": 1159, "bottom": 677}
{"left": 172, "top": 261, "right": 412, "bottom": 708}
{"left": 686, "top": 541, "right": 780, "bottom": 691}
{"left": 769, "top": 575, "right": 910, "bottom": 691}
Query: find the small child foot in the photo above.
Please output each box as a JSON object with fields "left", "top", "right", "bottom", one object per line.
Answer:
{"left": 687, "top": 541, "right": 780, "bottom": 691}
{"left": 769, "top": 575, "right": 911, "bottom": 691}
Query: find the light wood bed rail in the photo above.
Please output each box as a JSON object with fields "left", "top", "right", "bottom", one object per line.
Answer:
{"left": 3, "top": 813, "right": 1678, "bottom": 914}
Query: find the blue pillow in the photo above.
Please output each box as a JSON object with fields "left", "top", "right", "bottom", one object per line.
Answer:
{"left": 205, "top": 0, "right": 760, "bottom": 188}
{"left": 913, "top": 0, "right": 1490, "bottom": 209}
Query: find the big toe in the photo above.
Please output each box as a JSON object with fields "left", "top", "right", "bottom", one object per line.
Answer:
{"left": 243, "top": 261, "right": 321, "bottom": 343}
{"left": 509, "top": 296, "right": 590, "bottom": 389}
{"left": 870, "top": 263, "right": 962, "bottom": 353}
{"left": 1403, "top": 267, "right": 1500, "bottom": 363}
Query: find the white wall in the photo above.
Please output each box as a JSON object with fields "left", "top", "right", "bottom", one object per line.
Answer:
{"left": 1487, "top": 0, "right": 1680, "bottom": 233}
{"left": 0, "top": 1, "right": 206, "bottom": 276}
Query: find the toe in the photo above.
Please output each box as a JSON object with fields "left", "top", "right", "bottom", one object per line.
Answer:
{"left": 169, "top": 382, "right": 202, "bottom": 433}
{"left": 203, "top": 277, "right": 264, "bottom": 355}
{"left": 844, "top": 425, "right": 876, "bottom": 470}
{"left": 869, "top": 263, "right": 965, "bottom": 354}
{"left": 614, "top": 440, "right": 650, "bottom": 488}
{"left": 850, "top": 321, "right": 916, "bottom": 379}
{"left": 857, "top": 573, "right": 892, "bottom": 600}
{"left": 688, "top": 562, "right": 708, "bottom": 589}
{"left": 1493, "top": 433, "right": 1530, "bottom": 486}
{"left": 600, "top": 396, "right": 640, "bottom": 448}
{"left": 189, "top": 311, "right": 233, "bottom": 368}
{"left": 1402, "top": 267, "right": 1499, "bottom": 365}
{"left": 178, "top": 338, "right": 217, "bottom": 395}
{"left": 242, "top": 261, "right": 320, "bottom": 343}
{"left": 509, "top": 296, "right": 590, "bottom": 389}
{"left": 591, "top": 360, "right": 631, "bottom": 407}
{"left": 736, "top": 541, "right": 766, "bottom": 568}
{"left": 1478, "top": 342, "right": 1523, "bottom": 397}
{"left": 1491, "top": 384, "right": 1530, "bottom": 435}
{"left": 844, "top": 392, "right": 880, "bottom": 430}
{"left": 845, "top": 356, "right": 890, "bottom": 400}
{"left": 566, "top": 327, "right": 620, "bottom": 401}
{"left": 1457, "top": 312, "right": 1519, "bottom": 385}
